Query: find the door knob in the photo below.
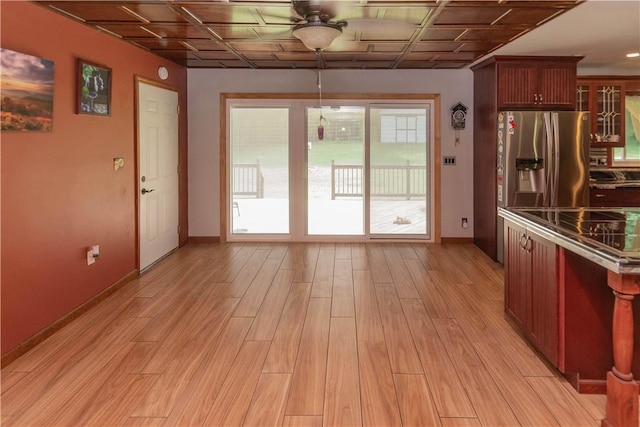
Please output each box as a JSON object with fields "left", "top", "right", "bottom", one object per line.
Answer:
{"left": 141, "top": 188, "right": 155, "bottom": 194}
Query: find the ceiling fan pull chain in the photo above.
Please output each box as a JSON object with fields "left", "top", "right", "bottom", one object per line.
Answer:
{"left": 317, "top": 68, "right": 322, "bottom": 107}
{"left": 316, "top": 63, "right": 326, "bottom": 140}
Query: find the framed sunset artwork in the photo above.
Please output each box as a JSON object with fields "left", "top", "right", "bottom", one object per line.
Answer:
{"left": 0, "top": 48, "right": 55, "bottom": 131}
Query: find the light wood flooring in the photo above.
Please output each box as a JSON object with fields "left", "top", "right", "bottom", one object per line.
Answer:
{"left": 0, "top": 242, "right": 620, "bottom": 426}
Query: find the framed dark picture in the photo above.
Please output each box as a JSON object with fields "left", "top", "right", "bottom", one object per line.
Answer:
{"left": 77, "top": 59, "right": 111, "bottom": 116}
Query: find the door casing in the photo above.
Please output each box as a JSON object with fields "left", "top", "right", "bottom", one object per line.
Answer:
{"left": 136, "top": 77, "right": 180, "bottom": 271}
{"left": 221, "top": 93, "right": 441, "bottom": 243}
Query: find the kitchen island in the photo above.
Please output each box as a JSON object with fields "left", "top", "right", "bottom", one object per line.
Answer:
{"left": 498, "top": 207, "right": 639, "bottom": 427}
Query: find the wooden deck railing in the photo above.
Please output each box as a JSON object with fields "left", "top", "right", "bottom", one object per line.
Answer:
{"left": 233, "top": 159, "right": 264, "bottom": 198}
{"left": 331, "top": 160, "right": 426, "bottom": 200}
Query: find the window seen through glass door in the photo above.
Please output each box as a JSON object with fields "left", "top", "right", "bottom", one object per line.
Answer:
{"left": 370, "top": 106, "right": 429, "bottom": 236}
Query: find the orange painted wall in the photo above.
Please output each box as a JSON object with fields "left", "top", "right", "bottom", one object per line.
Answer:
{"left": 1, "top": 2, "right": 188, "bottom": 355}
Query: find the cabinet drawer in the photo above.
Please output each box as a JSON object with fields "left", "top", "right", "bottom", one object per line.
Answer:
{"left": 590, "top": 188, "right": 623, "bottom": 206}
{"left": 622, "top": 188, "right": 640, "bottom": 206}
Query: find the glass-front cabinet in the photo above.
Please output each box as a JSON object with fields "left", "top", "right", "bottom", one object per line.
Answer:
{"left": 576, "top": 79, "right": 624, "bottom": 147}
{"left": 596, "top": 84, "right": 622, "bottom": 142}
{"left": 576, "top": 83, "right": 590, "bottom": 112}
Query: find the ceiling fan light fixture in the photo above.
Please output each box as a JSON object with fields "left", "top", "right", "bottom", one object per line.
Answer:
{"left": 292, "top": 22, "right": 343, "bottom": 51}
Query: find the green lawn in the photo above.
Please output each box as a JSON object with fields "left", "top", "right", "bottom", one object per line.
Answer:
{"left": 233, "top": 140, "right": 427, "bottom": 167}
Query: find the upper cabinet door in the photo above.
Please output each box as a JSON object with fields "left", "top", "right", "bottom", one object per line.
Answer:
{"left": 496, "top": 59, "right": 578, "bottom": 110}
{"left": 577, "top": 79, "right": 628, "bottom": 148}
{"left": 536, "top": 63, "right": 578, "bottom": 110}
{"left": 497, "top": 63, "right": 538, "bottom": 109}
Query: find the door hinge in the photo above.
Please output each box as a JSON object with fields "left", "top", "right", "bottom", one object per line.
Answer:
{"left": 177, "top": 224, "right": 181, "bottom": 234}
{"left": 177, "top": 104, "right": 180, "bottom": 114}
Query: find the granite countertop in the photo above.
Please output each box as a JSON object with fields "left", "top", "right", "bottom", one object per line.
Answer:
{"left": 590, "top": 168, "right": 640, "bottom": 189}
{"left": 498, "top": 207, "right": 640, "bottom": 274}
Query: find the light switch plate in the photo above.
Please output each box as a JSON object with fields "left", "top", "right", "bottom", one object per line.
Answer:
{"left": 87, "top": 249, "right": 95, "bottom": 265}
{"left": 113, "top": 157, "right": 124, "bottom": 171}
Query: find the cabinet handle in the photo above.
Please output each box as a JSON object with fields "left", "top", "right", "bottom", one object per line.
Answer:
{"left": 534, "top": 93, "right": 538, "bottom": 104}
{"left": 519, "top": 235, "right": 533, "bottom": 252}
{"left": 538, "top": 93, "right": 542, "bottom": 104}
{"left": 519, "top": 234, "right": 530, "bottom": 250}
{"left": 524, "top": 237, "right": 533, "bottom": 253}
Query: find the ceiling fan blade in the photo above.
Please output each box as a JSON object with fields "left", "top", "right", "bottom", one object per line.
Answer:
{"left": 323, "top": 37, "right": 361, "bottom": 52}
{"left": 344, "top": 18, "right": 416, "bottom": 39}
{"left": 256, "top": 7, "right": 302, "bottom": 25}
{"left": 255, "top": 27, "right": 296, "bottom": 41}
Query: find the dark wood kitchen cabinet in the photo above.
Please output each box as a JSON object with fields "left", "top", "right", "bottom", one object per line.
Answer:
{"left": 590, "top": 187, "right": 640, "bottom": 207}
{"left": 497, "top": 58, "right": 581, "bottom": 110}
{"left": 503, "top": 211, "right": 640, "bottom": 395}
{"left": 472, "top": 56, "right": 581, "bottom": 260}
{"left": 590, "top": 188, "right": 624, "bottom": 207}
{"left": 504, "top": 220, "right": 559, "bottom": 366}
{"left": 625, "top": 189, "right": 640, "bottom": 206}
{"left": 576, "top": 77, "right": 640, "bottom": 148}
{"left": 577, "top": 79, "right": 624, "bottom": 147}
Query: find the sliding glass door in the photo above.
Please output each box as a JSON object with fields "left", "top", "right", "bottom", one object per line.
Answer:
{"left": 229, "top": 107, "right": 289, "bottom": 235}
{"left": 227, "top": 98, "right": 432, "bottom": 241}
{"left": 369, "top": 105, "right": 429, "bottom": 237}
{"left": 307, "top": 106, "right": 365, "bottom": 235}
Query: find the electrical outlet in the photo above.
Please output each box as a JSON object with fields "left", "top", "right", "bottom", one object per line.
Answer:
{"left": 87, "top": 249, "right": 95, "bottom": 265}
{"left": 461, "top": 218, "right": 468, "bottom": 229}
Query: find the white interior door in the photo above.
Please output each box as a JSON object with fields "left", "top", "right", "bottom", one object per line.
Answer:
{"left": 138, "top": 82, "right": 179, "bottom": 271}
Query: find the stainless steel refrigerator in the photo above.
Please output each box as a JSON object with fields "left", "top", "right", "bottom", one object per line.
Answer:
{"left": 496, "top": 111, "right": 590, "bottom": 262}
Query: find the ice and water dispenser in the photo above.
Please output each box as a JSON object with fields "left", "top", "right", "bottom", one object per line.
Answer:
{"left": 497, "top": 147, "right": 547, "bottom": 208}
{"left": 513, "top": 158, "right": 545, "bottom": 206}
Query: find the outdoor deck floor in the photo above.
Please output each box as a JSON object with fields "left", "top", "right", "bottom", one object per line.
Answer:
{"left": 231, "top": 198, "right": 428, "bottom": 237}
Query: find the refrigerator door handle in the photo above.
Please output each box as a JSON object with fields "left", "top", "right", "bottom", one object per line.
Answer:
{"left": 552, "top": 112, "right": 560, "bottom": 206}
{"left": 544, "top": 112, "right": 554, "bottom": 206}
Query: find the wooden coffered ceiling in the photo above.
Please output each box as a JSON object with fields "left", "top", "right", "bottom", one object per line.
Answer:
{"left": 34, "top": 0, "right": 584, "bottom": 70}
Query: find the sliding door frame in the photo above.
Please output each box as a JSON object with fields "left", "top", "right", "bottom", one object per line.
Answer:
{"left": 220, "top": 92, "right": 441, "bottom": 243}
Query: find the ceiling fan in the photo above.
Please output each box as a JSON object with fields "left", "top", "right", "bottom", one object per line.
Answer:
{"left": 290, "top": 0, "right": 347, "bottom": 51}
{"left": 286, "top": 0, "right": 416, "bottom": 52}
